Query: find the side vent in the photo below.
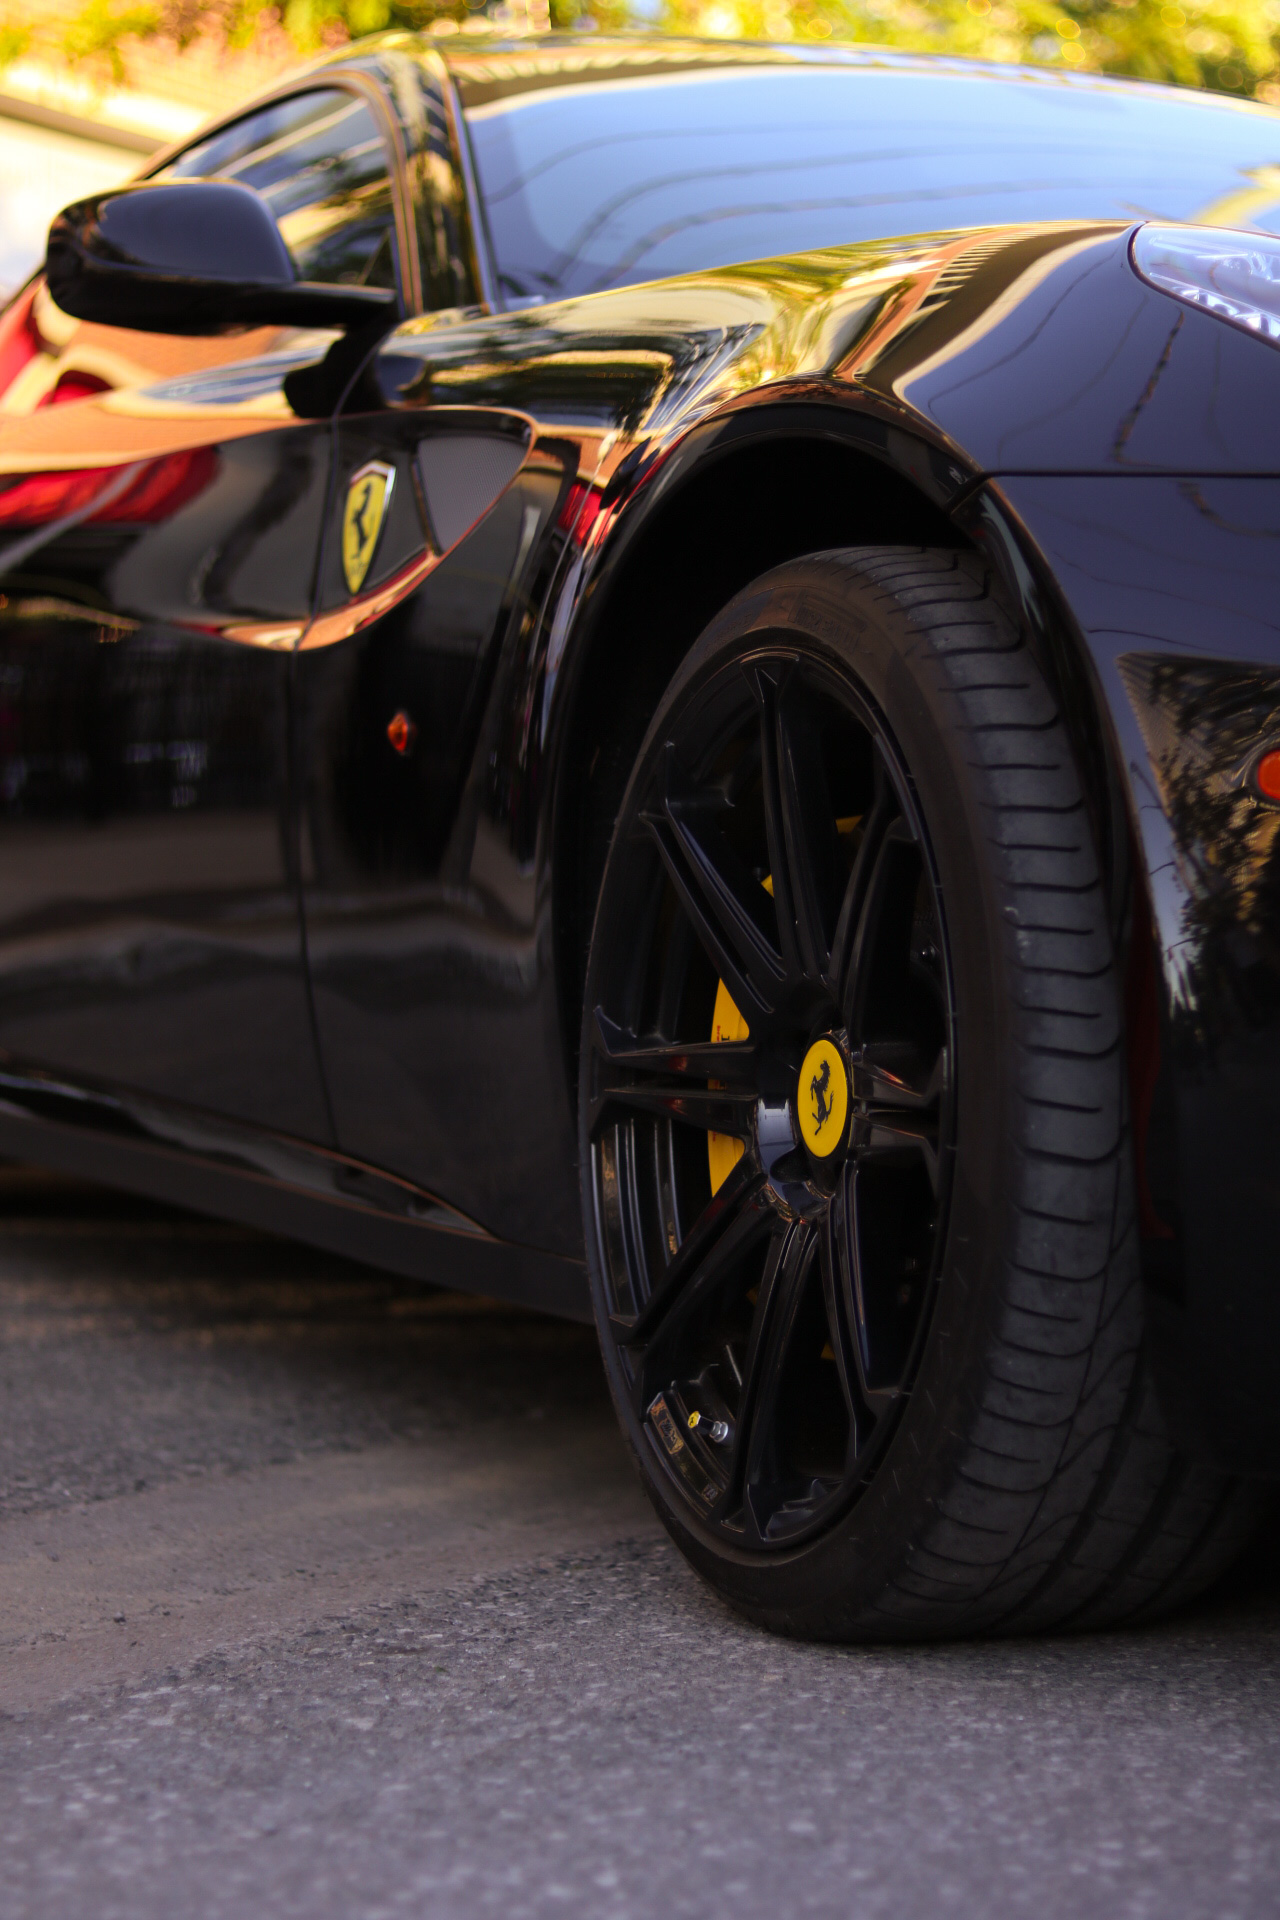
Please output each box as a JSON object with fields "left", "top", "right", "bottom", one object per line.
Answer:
{"left": 416, "top": 431, "right": 529, "bottom": 556}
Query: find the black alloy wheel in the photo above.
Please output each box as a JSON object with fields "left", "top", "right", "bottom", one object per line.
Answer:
{"left": 580, "top": 547, "right": 1258, "bottom": 1641}
{"left": 585, "top": 638, "right": 951, "bottom": 1550}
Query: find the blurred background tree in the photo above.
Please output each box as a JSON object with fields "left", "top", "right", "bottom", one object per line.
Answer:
{"left": 640, "top": 0, "right": 1280, "bottom": 100}
{"left": 17, "top": 0, "right": 1280, "bottom": 126}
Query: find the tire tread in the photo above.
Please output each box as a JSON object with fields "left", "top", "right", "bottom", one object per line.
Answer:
{"left": 808, "top": 546, "right": 1256, "bottom": 1636}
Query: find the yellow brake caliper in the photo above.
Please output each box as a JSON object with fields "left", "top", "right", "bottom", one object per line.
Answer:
{"left": 707, "top": 976, "right": 751, "bottom": 1195}
{"left": 706, "top": 821, "right": 859, "bottom": 1196}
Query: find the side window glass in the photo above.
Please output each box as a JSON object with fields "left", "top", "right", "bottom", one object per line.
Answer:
{"left": 167, "top": 89, "right": 399, "bottom": 293}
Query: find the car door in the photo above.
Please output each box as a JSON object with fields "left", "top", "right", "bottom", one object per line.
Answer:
{"left": 297, "top": 323, "right": 603, "bottom": 1244}
{"left": 0, "top": 79, "right": 411, "bottom": 1142}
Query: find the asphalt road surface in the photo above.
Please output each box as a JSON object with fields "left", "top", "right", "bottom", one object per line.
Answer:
{"left": 1, "top": 1166, "right": 1278, "bottom": 1919}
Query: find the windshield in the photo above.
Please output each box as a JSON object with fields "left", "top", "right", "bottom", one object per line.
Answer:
{"left": 463, "top": 57, "right": 1280, "bottom": 305}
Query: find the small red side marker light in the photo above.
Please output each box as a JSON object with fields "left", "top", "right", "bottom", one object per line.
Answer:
{"left": 386, "top": 710, "right": 417, "bottom": 757}
{"left": 1256, "top": 749, "right": 1280, "bottom": 802}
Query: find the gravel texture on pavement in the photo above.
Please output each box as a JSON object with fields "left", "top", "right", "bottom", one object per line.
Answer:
{"left": 0, "top": 1166, "right": 1278, "bottom": 1919}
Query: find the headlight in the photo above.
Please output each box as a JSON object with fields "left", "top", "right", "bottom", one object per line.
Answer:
{"left": 1131, "top": 224, "right": 1280, "bottom": 346}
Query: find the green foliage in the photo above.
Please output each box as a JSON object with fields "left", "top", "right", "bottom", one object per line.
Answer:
{"left": 652, "top": 0, "right": 1280, "bottom": 98}
{"left": 222, "top": 0, "right": 487, "bottom": 54}
{"left": 62, "top": 0, "right": 162, "bottom": 79}
{"left": 548, "top": 0, "right": 630, "bottom": 25}
{"left": 51, "top": 0, "right": 1280, "bottom": 102}
{"left": 0, "top": 20, "right": 30, "bottom": 64}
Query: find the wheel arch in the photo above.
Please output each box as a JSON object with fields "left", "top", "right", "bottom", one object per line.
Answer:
{"left": 550, "top": 404, "right": 1130, "bottom": 1093}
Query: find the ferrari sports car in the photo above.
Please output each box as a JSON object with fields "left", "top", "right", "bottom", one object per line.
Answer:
{"left": 3, "top": 35, "right": 1280, "bottom": 1640}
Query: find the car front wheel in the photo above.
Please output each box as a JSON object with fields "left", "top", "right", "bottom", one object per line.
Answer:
{"left": 579, "top": 546, "right": 1258, "bottom": 1640}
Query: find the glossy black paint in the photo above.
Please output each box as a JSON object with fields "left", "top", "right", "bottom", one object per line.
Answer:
{"left": 299, "top": 408, "right": 587, "bottom": 1247}
{"left": 867, "top": 226, "right": 1280, "bottom": 474}
{"left": 47, "top": 181, "right": 398, "bottom": 334}
{"left": 0, "top": 352, "right": 335, "bottom": 1141}
{"left": 0, "top": 1053, "right": 587, "bottom": 1317}
{"left": 3, "top": 38, "right": 1280, "bottom": 1444}
{"left": 988, "top": 474, "right": 1280, "bottom": 1467}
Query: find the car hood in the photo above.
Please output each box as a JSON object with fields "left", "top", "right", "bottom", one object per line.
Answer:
{"left": 375, "top": 219, "right": 1280, "bottom": 482}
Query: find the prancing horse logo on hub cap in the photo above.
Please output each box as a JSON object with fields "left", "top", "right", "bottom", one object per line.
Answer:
{"left": 798, "top": 1037, "right": 849, "bottom": 1157}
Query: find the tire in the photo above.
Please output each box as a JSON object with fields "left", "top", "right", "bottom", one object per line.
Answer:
{"left": 578, "top": 545, "right": 1259, "bottom": 1641}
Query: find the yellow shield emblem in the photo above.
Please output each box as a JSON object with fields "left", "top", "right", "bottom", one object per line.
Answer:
{"left": 342, "top": 460, "right": 395, "bottom": 595}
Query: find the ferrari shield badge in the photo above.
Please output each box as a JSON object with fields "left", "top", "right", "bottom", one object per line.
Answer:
{"left": 342, "top": 461, "right": 395, "bottom": 595}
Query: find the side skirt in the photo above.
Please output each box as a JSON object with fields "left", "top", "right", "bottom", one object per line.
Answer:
{"left": 0, "top": 1057, "right": 590, "bottom": 1323}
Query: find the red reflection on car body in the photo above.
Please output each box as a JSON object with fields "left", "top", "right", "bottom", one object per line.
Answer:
{"left": 38, "top": 370, "right": 113, "bottom": 408}
{"left": 386, "top": 710, "right": 417, "bottom": 756}
{"left": 1256, "top": 749, "right": 1280, "bottom": 801}
{"left": 0, "top": 284, "right": 41, "bottom": 403}
{"left": 0, "top": 446, "right": 219, "bottom": 529}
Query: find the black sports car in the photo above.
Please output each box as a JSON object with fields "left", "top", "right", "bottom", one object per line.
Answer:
{"left": 3, "top": 36, "right": 1280, "bottom": 1639}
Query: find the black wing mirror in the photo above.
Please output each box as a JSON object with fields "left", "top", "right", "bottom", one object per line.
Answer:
{"left": 45, "top": 180, "right": 397, "bottom": 335}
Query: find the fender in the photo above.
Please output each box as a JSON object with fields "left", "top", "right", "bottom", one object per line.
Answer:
{"left": 984, "top": 470, "right": 1280, "bottom": 1473}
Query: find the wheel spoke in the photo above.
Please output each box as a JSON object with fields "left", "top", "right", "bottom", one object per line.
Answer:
{"left": 818, "top": 1205, "right": 860, "bottom": 1428}
{"left": 754, "top": 669, "right": 838, "bottom": 983}
{"left": 617, "top": 1150, "right": 767, "bottom": 1351}
{"left": 852, "top": 1043, "right": 947, "bottom": 1194}
{"left": 853, "top": 1041, "right": 947, "bottom": 1112}
{"left": 842, "top": 816, "right": 920, "bottom": 1040}
{"left": 592, "top": 1011, "right": 759, "bottom": 1090}
{"left": 826, "top": 756, "right": 897, "bottom": 1000}
{"left": 857, "top": 1115, "right": 941, "bottom": 1195}
{"left": 596, "top": 1081, "right": 757, "bottom": 1134}
{"left": 589, "top": 1009, "right": 759, "bottom": 1136}
{"left": 642, "top": 752, "right": 787, "bottom": 1025}
{"left": 722, "top": 1218, "right": 818, "bottom": 1534}
{"left": 836, "top": 1164, "right": 910, "bottom": 1408}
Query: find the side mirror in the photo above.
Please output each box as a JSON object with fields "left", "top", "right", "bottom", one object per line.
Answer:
{"left": 45, "top": 180, "right": 397, "bottom": 336}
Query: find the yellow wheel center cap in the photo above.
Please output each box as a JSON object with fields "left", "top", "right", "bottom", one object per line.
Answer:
{"left": 797, "top": 1037, "right": 849, "bottom": 1158}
